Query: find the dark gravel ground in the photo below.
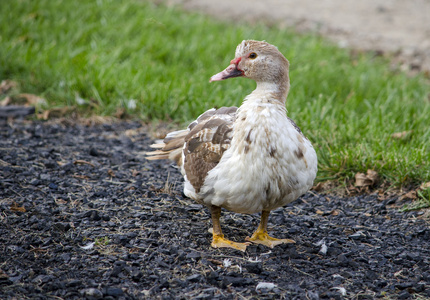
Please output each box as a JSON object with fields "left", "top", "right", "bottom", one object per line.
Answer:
{"left": 1, "top": 119, "right": 429, "bottom": 300}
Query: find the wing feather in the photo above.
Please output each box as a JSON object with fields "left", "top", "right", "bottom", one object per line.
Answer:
{"left": 146, "top": 106, "right": 237, "bottom": 193}
{"left": 183, "top": 107, "right": 237, "bottom": 193}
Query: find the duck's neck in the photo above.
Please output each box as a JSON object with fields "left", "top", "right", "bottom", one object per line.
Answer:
{"left": 253, "top": 78, "right": 290, "bottom": 104}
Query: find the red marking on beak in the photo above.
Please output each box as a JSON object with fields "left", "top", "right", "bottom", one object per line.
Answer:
{"left": 209, "top": 56, "right": 244, "bottom": 82}
{"left": 230, "top": 57, "right": 242, "bottom": 65}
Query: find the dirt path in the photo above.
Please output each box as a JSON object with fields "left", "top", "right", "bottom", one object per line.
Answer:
{"left": 164, "top": 0, "right": 430, "bottom": 73}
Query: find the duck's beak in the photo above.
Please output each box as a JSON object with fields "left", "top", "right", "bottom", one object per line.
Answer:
{"left": 209, "top": 57, "right": 244, "bottom": 82}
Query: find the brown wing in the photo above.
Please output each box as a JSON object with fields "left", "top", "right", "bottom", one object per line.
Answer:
{"left": 183, "top": 106, "right": 237, "bottom": 193}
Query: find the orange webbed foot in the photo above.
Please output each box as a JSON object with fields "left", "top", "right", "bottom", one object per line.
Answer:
{"left": 212, "top": 234, "right": 250, "bottom": 252}
{"left": 245, "top": 230, "right": 295, "bottom": 248}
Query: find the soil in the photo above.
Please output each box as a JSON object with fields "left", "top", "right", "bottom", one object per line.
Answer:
{"left": 164, "top": 0, "right": 430, "bottom": 74}
{"left": 1, "top": 119, "right": 429, "bottom": 299}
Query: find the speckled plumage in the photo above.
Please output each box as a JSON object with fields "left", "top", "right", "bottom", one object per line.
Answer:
{"left": 147, "top": 40, "right": 317, "bottom": 250}
{"left": 198, "top": 95, "right": 316, "bottom": 214}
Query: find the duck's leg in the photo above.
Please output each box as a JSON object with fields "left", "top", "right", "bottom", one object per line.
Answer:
{"left": 210, "top": 205, "right": 249, "bottom": 252}
{"left": 246, "top": 210, "right": 295, "bottom": 248}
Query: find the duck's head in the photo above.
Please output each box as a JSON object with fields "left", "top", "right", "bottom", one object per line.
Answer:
{"left": 210, "top": 40, "right": 289, "bottom": 85}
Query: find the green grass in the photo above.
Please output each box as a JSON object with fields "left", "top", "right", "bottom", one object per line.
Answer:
{"left": 400, "top": 187, "right": 430, "bottom": 211}
{"left": 1, "top": 0, "right": 430, "bottom": 189}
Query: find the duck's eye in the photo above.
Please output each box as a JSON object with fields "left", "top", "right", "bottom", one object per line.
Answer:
{"left": 249, "top": 52, "right": 257, "bottom": 59}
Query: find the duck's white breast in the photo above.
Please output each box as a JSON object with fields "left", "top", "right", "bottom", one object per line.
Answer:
{"left": 199, "top": 99, "right": 317, "bottom": 214}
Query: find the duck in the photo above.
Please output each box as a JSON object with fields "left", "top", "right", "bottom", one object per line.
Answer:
{"left": 146, "top": 40, "right": 317, "bottom": 252}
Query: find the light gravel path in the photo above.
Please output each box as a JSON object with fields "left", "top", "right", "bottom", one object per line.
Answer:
{"left": 164, "top": 0, "right": 430, "bottom": 73}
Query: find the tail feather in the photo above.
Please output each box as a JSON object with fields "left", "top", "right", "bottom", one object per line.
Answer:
{"left": 146, "top": 154, "right": 170, "bottom": 160}
{"left": 145, "top": 129, "right": 187, "bottom": 166}
{"left": 149, "top": 142, "right": 165, "bottom": 149}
